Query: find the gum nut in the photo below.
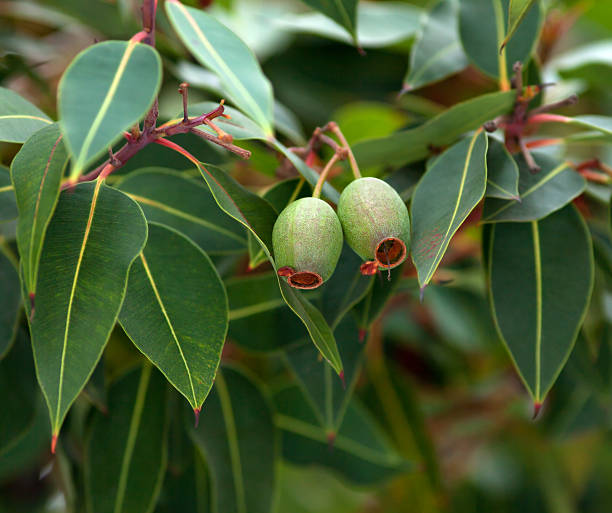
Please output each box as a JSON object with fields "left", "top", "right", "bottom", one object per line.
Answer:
{"left": 272, "top": 197, "right": 343, "bottom": 289}
{"left": 337, "top": 177, "right": 410, "bottom": 268}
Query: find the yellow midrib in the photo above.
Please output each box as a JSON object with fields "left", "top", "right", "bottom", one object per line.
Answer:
{"left": 532, "top": 221, "right": 543, "bottom": 400}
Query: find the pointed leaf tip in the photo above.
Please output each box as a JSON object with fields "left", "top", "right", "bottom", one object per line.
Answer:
{"left": 327, "top": 431, "right": 336, "bottom": 452}
{"left": 419, "top": 285, "right": 427, "bottom": 303}
{"left": 339, "top": 370, "right": 346, "bottom": 389}
{"left": 358, "top": 329, "right": 367, "bottom": 343}
{"left": 194, "top": 407, "right": 201, "bottom": 428}
{"left": 532, "top": 401, "right": 542, "bottom": 420}
{"left": 51, "top": 434, "right": 57, "bottom": 454}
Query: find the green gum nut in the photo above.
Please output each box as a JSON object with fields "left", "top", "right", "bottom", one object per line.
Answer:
{"left": 272, "top": 197, "right": 343, "bottom": 289}
{"left": 337, "top": 177, "right": 410, "bottom": 271}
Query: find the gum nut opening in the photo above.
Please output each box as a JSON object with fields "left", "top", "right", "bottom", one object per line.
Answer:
{"left": 288, "top": 271, "right": 323, "bottom": 290}
{"left": 375, "top": 237, "right": 407, "bottom": 268}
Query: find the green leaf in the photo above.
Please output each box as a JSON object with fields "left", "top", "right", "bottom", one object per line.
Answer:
{"left": 482, "top": 152, "right": 585, "bottom": 222}
{"left": 0, "top": 86, "right": 52, "bottom": 143}
{"left": 459, "top": 0, "right": 541, "bottom": 79}
{"left": 119, "top": 223, "right": 228, "bottom": 412}
{"left": 0, "top": 329, "right": 37, "bottom": 456}
{"left": 195, "top": 162, "right": 343, "bottom": 374}
{"left": 503, "top": 0, "right": 539, "bottom": 49}
{"left": 404, "top": 0, "right": 468, "bottom": 91}
{"left": 485, "top": 138, "right": 519, "bottom": 200}
{"left": 11, "top": 124, "right": 69, "bottom": 295}
{"left": 226, "top": 272, "right": 307, "bottom": 352}
{"left": 275, "top": 386, "right": 408, "bottom": 484}
{"left": 117, "top": 168, "right": 247, "bottom": 255}
{"left": 190, "top": 366, "right": 277, "bottom": 513}
{"left": 85, "top": 364, "right": 168, "bottom": 513}
{"left": 30, "top": 181, "right": 147, "bottom": 438}
{"left": 278, "top": 2, "right": 421, "bottom": 48}
{"left": 58, "top": 40, "right": 161, "bottom": 180}
{"left": 0, "top": 247, "right": 20, "bottom": 358}
{"left": 487, "top": 204, "right": 593, "bottom": 402}
{"left": 411, "top": 131, "right": 488, "bottom": 288}
{"left": 300, "top": 0, "right": 358, "bottom": 45}
{"left": 286, "top": 316, "right": 364, "bottom": 433}
{"left": 567, "top": 115, "right": 612, "bottom": 137}
{"left": 353, "top": 91, "right": 514, "bottom": 168}
{"left": 0, "top": 166, "right": 18, "bottom": 222}
{"left": 165, "top": 0, "right": 274, "bottom": 134}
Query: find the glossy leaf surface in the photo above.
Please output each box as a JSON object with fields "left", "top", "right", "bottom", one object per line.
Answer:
{"left": 166, "top": 0, "right": 274, "bottom": 134}
{"left": 0, "top": 86, "right": 52, "bottom": 143}
{"left": 485, "top": 138, "right": 519, "bottom": 200}
{"left": 85, "top": 364, "right": 168, "bottom": 513}
{"left": 11, "top": 124, "right": 68, "bottom": 295}
{"left": 300, "top": 0, "right": 358, "bottom": 44}
{"left": 190, "top": 367, "right": 277, "bottom": 513}
{"left": 483, "top": 152, "right": 585, "bottom": 222}
{"left": 120, "top": 223, "right": 228, "bottom": 411}
{"left": 0, "top": 166, "right": 17, "bottom": 222}
{"left": 504, "top": 0, "right": 539, "bottom": 48}
{"left": 411, "top": 131, "right": 488, "bottom": 288}
{"left": 58, "top": 41, "right": 161, "bottom": 180}
{"left": 488, "top": 205, "right": 593, "bottom": 402}
{"left": 30, "top": 181, "right": 147, "bottom": 437}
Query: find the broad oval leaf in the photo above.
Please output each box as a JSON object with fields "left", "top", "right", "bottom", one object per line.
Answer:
{"left": 85, "top": 364, "right": 168, "bottom": 513}
{"left": 0, "top": 166, "right": 17, "bottom": 222}
{"left": 485, "top": 138, "right": 519, "bottom": 200}
{"left": 31, "top": 181, "right": 147, "bottom": 438}
{"left": 353, "top": 91, "right": 514, "bottom": 168}
{"left": 0, "top": 248, "right": 20, "bottom": 358}
{"left": 119, "top": 223, "right": 229, "bottom": 412}
{"left": 166, "top": 0, "right": 274, "bottom": 134}
{"left": 190, "top": 366, "right": 277, "bottom": 513}
{"left": 300, "top": 0, "right": 358, "bottom": 45}
{"left": 482, "top": 151, "right": 585, "bottom": 222}
{"left": 488, "top": 204, "right": 593, "bottom": 402}
{"left": 411, "top": 130, "right": 488, "bottom": 288}
{"left": 11, "top": 124, "right": 69, "bottom": 295}
{"left": 0, "top": 87, "right": 52, "bottom": 143}
{"left": 503, "top": 0, "right": 539, "bottom": 49}
{"left": 275, "top": 385, "right": 408, "bottom": 484}
{"left": 459, "top": 0, "right": 541, "bottom": 79}
{"left": 404, "top": 0, "right": 468, "bottom": 91}
{"left": 117, "top": 168, "right": 247, "bottom": 255}
{"left": 58, "top": 40, "right": 161, "bottom": 180}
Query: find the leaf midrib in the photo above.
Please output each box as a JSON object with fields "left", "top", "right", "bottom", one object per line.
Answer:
{"left": 0, "top": 114, "right": 51, "bottom": 123}
{"left": 531, "top": 221, "right": 542, "bottom": 401}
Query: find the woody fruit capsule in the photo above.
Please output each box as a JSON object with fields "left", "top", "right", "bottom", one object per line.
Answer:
{"left": 337, "top": 177, "right": 410, "bottom": 275}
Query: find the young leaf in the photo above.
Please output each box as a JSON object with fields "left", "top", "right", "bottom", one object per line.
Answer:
{"left": 58, "top": 41, "right": 161, "bottom": 181}
{"left": 485, "top": 138, "right": 519, "bottom": 200}
{"left": 482, "top": 152, "right": 585, "bottom": 222}
{"left": 299, "top": 0, "right": 358, "bottom": 45}
{"left": 85, "top": 364, "right": 168, "bottom": 513}
{"left": 11, "top": 124, "right": 69, "bottom": 295}
{"left": 0, "top": 247, "right": 20, "bottom": 358}
{"left": 459, "top": 0, "right": 541, "bottom": 80}
{"left": 190, "top": 366, "right": 277, "bottom": 513}
{"left": 404, "top": 0, "right": 468, "bottom": 91}
{"left": 119, "top": 223, "right": 229, "bottom": 412}
{"left": 0, "top": 86, "right": 52, "bottom": 143}
{"left": 165, "top": 0, "right": 274, "bottom": 134}
{"left": 353, "top": 91, "right": 514, "bottom": 168}
{"left": 411, "top": 131, "right": 488, "bottom": 288}
{"left": 275, "top": 386, "right": 408, "bottom": 484}
{"left": 503, "top": 0, "right": 539, "bottom": 50}
{"left": 488, "top": 205, "right": 593, "bottom": 403}
{"left": 117, "top": 168, "right": 247, "bottom": 255}
{"left": 30, "top": 181, "right": 147, "bottom": 441}
{"left": 0, "top": 166, "right": 17, "bottom": 222}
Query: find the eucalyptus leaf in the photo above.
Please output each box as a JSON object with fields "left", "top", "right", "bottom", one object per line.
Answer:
{"left": 300, "top": 0, "right": 358, "bottom": 44}
{"left": 190, "top": 366, "right": 277, "bottom": 513}
{"left": 120, "top": 223, "right": 228, "bottom": 412}
{"left": 166, "top": 0, "right": 274, "bottom": 134}
{"left": 482, "top": 151, "right": 585, "bottom": 222}
{"left": 353, "top": 91, "right": 514, "bottom": 168}
{"left": 11, "top": 124, "right": 69, "bottom": 295}
{"left": 503, "top": 0, "right": 539, "bottom": 49}
{"left": 117, "top": 168, "right": 247, "bottom": 255}
{"left": 58, "top": 40, "right": 161, "bottom": 181}
{"left": 0, "top": 166, "right": 17, "bottom": 222}
{"left": 487, "top": 204, "right": 593, "bottom": 402}
{"left": 85, "top": 364, "right": 168, "bottom": 513}
{"left": 0, "top": 86, "right": 52, "bottom": 143}
{"left": 30, "top": 181, "right": 147, "bottom": 439}
{"left": 0, "top": 247, "right": 20, "bottom": 359}
{"left": 485, "top": 138, "right": 520, "bottom": 200}
{"left": 411, "top": 131, "right": 488, "bottom": 288}
{"left": 404, "top": 0, "right": 468, "bottom": 91}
